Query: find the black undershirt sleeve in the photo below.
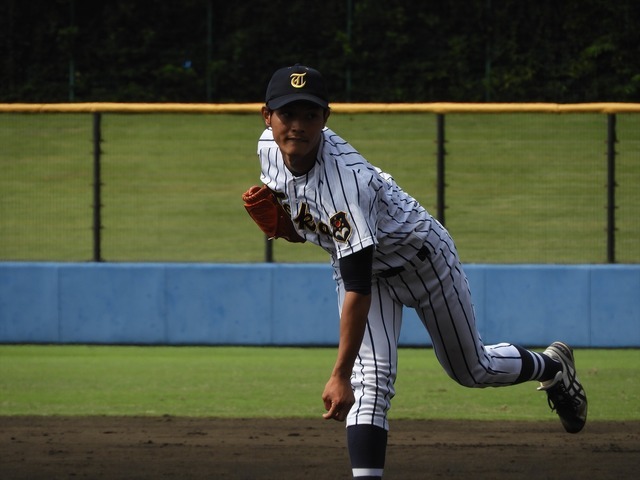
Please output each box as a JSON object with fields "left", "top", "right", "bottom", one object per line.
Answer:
{"left": 339, "top": 245, "right": 374, "bottom": 295}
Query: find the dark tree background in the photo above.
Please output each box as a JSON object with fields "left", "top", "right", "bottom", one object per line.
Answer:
{"left": 1, "top": 0, "right": 639, "bottom": 103}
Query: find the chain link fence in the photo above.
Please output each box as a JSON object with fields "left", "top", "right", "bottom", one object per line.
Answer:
{"left": 1, "top": 104, "right": 638, "bottom": 264}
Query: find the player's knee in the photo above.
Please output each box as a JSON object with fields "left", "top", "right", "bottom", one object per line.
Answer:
{"left": 446, "top": 370, "right": 486, "bottom": 388}
{"left": 456, "top": 377, "right": 483, "bottom": 388}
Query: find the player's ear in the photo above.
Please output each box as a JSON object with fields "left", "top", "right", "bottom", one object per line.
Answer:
{"left": 261, "top": 106, "right": 272, "bottom": 127}
{"left": 323, "top": 108, "right": 331, "bottom": 126}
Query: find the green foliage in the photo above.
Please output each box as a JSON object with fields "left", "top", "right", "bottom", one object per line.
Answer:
{"left": 0, "top": 346, "right": 638, "bottom": 421}
{"left": 1, "top": 1, "right": 639, "bottom": 102}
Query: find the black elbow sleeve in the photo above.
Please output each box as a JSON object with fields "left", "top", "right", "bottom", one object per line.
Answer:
{"left": 339, "top": 246, "right": 374, "bottom": 295}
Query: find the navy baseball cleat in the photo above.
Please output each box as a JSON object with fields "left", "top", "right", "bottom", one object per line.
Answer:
{"left": 538, "top": 341, "right": 588, "bottom": 433}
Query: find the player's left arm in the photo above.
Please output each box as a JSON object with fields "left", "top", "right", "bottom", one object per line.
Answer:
{"left": 241, "top": 184, "right": 306, "bottom": 243}
{"left": 322, "top": 245, "right": 374, "bottom": 422}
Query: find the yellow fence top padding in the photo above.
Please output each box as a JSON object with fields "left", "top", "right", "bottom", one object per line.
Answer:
{"left": 1, "top": 102, "right": 640, "bottom": 114}
{"left": 0, "top": 103, "right": 265, "bottom": 114}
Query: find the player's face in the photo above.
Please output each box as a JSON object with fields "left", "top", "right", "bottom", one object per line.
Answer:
{"left": 262, "top": 101, "right": 330, "bottom": 175}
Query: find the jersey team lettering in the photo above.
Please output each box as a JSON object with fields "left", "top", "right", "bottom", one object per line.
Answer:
{"left": 291, "top": 202, "right": 352, "bottom": 243}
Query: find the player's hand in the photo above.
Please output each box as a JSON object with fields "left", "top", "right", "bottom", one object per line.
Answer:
{"left": 322, "top": 375, "right": 354, "bottom": 422}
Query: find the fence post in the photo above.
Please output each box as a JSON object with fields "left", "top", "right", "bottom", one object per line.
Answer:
{"left": 606, "top": 113, "right": 617, "bottom": 264}
{"left": 265, "top": 236, "right": 273, "bottom": 263}
{"left": 436, "top": 113, "right": 446, "bottom": 225}
{"left": 92, "top": 112, "right": 103, "bottom": 262}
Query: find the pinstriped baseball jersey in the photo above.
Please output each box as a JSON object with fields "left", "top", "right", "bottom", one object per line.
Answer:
{"left": 255, "top": 122, "right": 554, "bottom": 435}
{"left": 258, "top": 127, "right": 432, "bottom": 274}
{"left": 254, "top": 66, "right": 586, "bottom": 478}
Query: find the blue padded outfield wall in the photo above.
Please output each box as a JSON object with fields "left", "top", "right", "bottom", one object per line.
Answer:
{"left": 1, "top": 262, "right": 639, "bottom": 347}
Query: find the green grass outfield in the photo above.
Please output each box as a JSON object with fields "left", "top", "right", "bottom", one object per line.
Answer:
{"left": 1, "top": 112, "right": 639, "bottom": 263}
{"left": 1, "top": 345, "right": 638, "bottom": 421}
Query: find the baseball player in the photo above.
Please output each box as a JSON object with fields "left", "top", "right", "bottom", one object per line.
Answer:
{"left": 243, "top": 65, "right": 588, "bottom": 479}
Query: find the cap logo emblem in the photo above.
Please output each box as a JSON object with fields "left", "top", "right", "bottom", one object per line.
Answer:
{"left": 290, "top": 72, "right": 307, "bottom": 89}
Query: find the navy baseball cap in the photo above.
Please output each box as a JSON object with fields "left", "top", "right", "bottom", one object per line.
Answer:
{"left": 265, "top": 64, "right": 329, "bottom": 110}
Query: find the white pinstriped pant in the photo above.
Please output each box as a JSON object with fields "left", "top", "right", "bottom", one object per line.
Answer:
{"left": 339, "top": 220, "right": 525, "bottom": 431}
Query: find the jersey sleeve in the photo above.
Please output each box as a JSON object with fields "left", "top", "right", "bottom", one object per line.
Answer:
{"left": 257, "top": 128, "right": 289, "bottom": 192}
{"left": 315, "top": 130, "right": 381, "bottom": 259}
{"left": 257, "top": 127, "right": 276, "bottom": 154}
{"left": 330, "top": 171, "right": 380, "bottom": 259}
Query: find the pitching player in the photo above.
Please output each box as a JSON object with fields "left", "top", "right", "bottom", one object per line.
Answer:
{"left": 243, "top": 65, "right": 587, "bottom": 479}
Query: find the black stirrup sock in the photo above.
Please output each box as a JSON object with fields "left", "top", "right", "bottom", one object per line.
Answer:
{"left": 347, "top": 424, "right": 387, "bottom": 479}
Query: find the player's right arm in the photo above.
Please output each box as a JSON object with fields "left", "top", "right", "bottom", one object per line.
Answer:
{"left": 322, "top": 246, "right": 374, "bottom": 422}
{"left": 322, "top": 290, "right": 370, "bottom": 421}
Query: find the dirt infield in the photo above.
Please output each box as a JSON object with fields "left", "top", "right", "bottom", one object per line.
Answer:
{"left": 2, "top": 416, "right": 639, "bottom": 479}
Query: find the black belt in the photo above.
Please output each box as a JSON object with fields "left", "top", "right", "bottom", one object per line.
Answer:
{"left": 378, "top": 245, "right": 430, "bottom": 278}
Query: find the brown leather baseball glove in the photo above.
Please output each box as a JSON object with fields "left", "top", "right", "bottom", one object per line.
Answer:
{"left": 242, "top": 185, "right": 306, "bottom": 243}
